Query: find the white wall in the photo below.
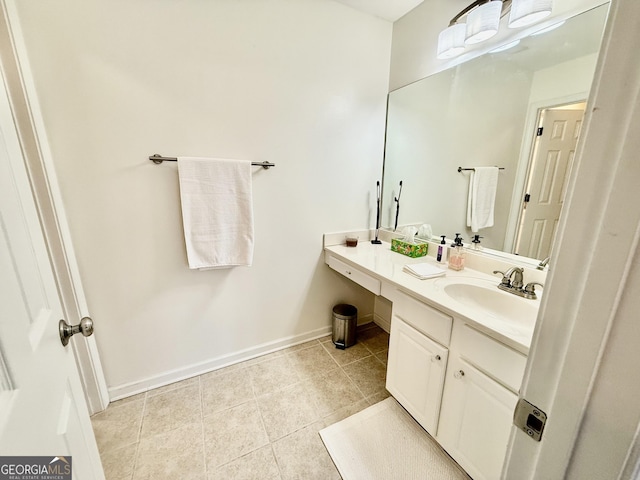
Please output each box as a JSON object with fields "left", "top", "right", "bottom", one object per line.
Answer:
{"left": 13, "top": 0, "right": 391, "bottom": 396}
{"left": 529, "top": 54, "right": 599, "bottom": 104}
{"left": 390, "top": 0, "right": 607, "bottom": 90}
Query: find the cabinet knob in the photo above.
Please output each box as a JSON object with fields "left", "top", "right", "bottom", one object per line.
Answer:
{"left": 432, "top": 354, "right": 441, "bottom": 362}
{"left": 454, "top": 369, "right": 465, "bottom": 379}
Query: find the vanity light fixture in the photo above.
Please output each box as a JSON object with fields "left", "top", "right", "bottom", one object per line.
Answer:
{"left": 436, "top": 0, "right": 553, "bottom": 60}
{"left": 508, "top": 0, "right": 552, "bottom": 28}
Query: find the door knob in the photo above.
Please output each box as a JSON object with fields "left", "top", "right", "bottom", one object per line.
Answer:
{"left": 59, "top": 317, "right": 94, "bottom": 346}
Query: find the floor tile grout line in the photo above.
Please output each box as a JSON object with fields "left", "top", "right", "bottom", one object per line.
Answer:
{"left": 251, "top": 362, "right": 280, "bottom": 474}
{"left": 127, "top": 441, "right": 140, "bottom": 480}
{"left": 198, "top": 376, "right": 208, "bottom": 479}
{"left": 321, "top": 339, "right": 385, "bottom": 369}
{"left": 204, "top": 364, "right": 265, "bottom": 475}
{"left": 337, "top": 360, "right": 370, "bottom": 404}
{"left": 129, "top": 393, "right": 146, "bottom": 480}
{"left": 269, "top": 442, "right": 285, "bottom": 480}
{"left": 319, "top": 342, "right": 344, "bottom": 369}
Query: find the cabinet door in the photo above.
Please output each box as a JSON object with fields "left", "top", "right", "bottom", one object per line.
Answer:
{"left": 386, "top": 315, "right": 448, "bottom": 435}
{"left": 437, "top": 356, "right": 518, "bottom": 480}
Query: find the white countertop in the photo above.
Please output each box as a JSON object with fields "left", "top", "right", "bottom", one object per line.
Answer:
{"left": 325, "top": 241, "right": 539, "bottom": 354}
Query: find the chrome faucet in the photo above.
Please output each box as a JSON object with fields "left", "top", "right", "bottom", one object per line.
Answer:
{"left": 493, "top": 267, "right": 543, "bottom": 300}
{"left": 504, "top": 267, "right": 524, "bottom": 289}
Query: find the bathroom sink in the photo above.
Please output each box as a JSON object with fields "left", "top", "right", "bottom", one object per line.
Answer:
{"left": 436, "top": 277, "right": 539, "bottom": 328}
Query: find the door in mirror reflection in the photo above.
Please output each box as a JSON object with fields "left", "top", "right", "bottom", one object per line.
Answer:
{"left": 515, "top": 103, "right": 585, "bottom": 259}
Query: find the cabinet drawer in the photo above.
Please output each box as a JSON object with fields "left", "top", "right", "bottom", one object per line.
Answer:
{"left": 394, "top": 290, "right": 452, "bottom": 347}
{"left": 459, "top": 324, "right": 527, "bottom": 393}
{"left": 327, "top": 255, "right": 381, "bottom": 295}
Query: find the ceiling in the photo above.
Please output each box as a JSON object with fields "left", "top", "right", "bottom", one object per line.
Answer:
{"left": 332, "top": 0, "right": 425, "bottom": 22}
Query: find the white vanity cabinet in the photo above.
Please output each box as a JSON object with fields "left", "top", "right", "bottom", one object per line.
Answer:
{"left": 385, "top": 289, "right": 452, "bottom": 435}
{"left": 323, "top": 242, "right": 535, "bottom": 480}
{"left": 436, "top": 322, "right": 527, "bottom": 480}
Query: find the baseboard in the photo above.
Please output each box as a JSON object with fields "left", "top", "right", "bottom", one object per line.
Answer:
{"left": 108, "top": 313, "right": 383, "bottom": 402}
{"left": 357, "top": 313, "right": 374, "bottom": 326}
{"left": 108, "top": 324, "right": 333, "bottom": 401}
{"left": 373, "top": 312, "right": 390, "bottom": 333}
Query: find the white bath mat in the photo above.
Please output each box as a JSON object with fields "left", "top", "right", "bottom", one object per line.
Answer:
{"left": 319, "top": 397, "right": 470, "bottom": 480}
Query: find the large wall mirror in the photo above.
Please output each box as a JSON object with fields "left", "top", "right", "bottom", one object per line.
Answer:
{"left": 381, "top": 3, "right": 609, "bottom": 262}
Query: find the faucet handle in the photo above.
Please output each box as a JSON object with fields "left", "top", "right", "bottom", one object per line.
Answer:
{"left": 524, "top": 282, "right": 544, "bottom": 299}
{"left": 524, "top": 282, "right": 544, "bottom": 294}
{"left": 492, "top": 270, "right": 511, "bottom": 287}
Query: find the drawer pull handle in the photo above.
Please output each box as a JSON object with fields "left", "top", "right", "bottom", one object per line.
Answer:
{"left": 454, "top": 369, "right": 465, "bottom": 379}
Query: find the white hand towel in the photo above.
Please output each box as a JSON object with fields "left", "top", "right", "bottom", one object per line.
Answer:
{"left": 403, "top": 263, "right": 446, "bottom": 280}
{"left": 178, "top": 157, "right": 254, "bottom": 269}
{"left": 466, "top": 166, "right": 499, "bottom": 233}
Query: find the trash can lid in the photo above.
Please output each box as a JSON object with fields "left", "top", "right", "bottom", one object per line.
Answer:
{"left": 332, "top": 304, "right": 357, "bottom": 317}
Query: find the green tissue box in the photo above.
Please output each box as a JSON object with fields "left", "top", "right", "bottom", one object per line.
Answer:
{"left": 391, "top": 238, "right": 428, "bottom": 258}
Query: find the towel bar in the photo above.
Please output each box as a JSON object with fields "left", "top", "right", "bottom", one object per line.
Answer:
{"left": 149, "top": 154, "right": 275, "bottom": 169}
{"left": 458, "top": 166, "right": 504, "bottom": 172}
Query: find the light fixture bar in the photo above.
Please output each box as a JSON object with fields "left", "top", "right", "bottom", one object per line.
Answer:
{"left": 448, "top": 0, "right": 489, "bottom": 26}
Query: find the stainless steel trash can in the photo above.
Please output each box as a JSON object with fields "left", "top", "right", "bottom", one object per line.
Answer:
{"left": 332, "top": 304, "right": 357, "bottom": 349}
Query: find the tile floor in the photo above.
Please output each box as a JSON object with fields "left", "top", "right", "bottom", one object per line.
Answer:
{"left": 91, "top": 323, "right": 391, "bottom": 480}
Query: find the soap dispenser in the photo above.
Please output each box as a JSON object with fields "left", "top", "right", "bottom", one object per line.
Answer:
{"left": 451, "top": 233, "right": 462, "bottom": 248}
{"left": 448, "top": 236, "right": 466, "bottom": 271}
{"left": 471, "top": 235, "right": 483, "bottom": 251}
{"left": 437, "top": 235, "right": 448, "bottom": 263}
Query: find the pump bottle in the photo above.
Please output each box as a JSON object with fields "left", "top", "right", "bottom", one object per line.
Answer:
{"left": 436, "top": 235, "right": 447, "bottom": 263}
{"left": 471, "top": 235, "right": 483, "bottom": 251}
{"left": 448, "top": 236, "right": 466, "bottom": 271}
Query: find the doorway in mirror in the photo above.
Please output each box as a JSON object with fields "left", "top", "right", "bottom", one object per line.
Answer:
{"left": 514, "top": 102, "right": 585, "bottom": 259}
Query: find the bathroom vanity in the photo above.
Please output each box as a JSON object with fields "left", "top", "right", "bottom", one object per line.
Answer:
{"left": 324, "top": 235, "right": 543, "bottom": 480}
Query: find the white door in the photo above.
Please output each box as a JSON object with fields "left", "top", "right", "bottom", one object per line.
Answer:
{"left": 515, "top": 106, "right": 584, "bottom": 259}
{"left": 0, "top": 69, "right": 104, "bottom": 477}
